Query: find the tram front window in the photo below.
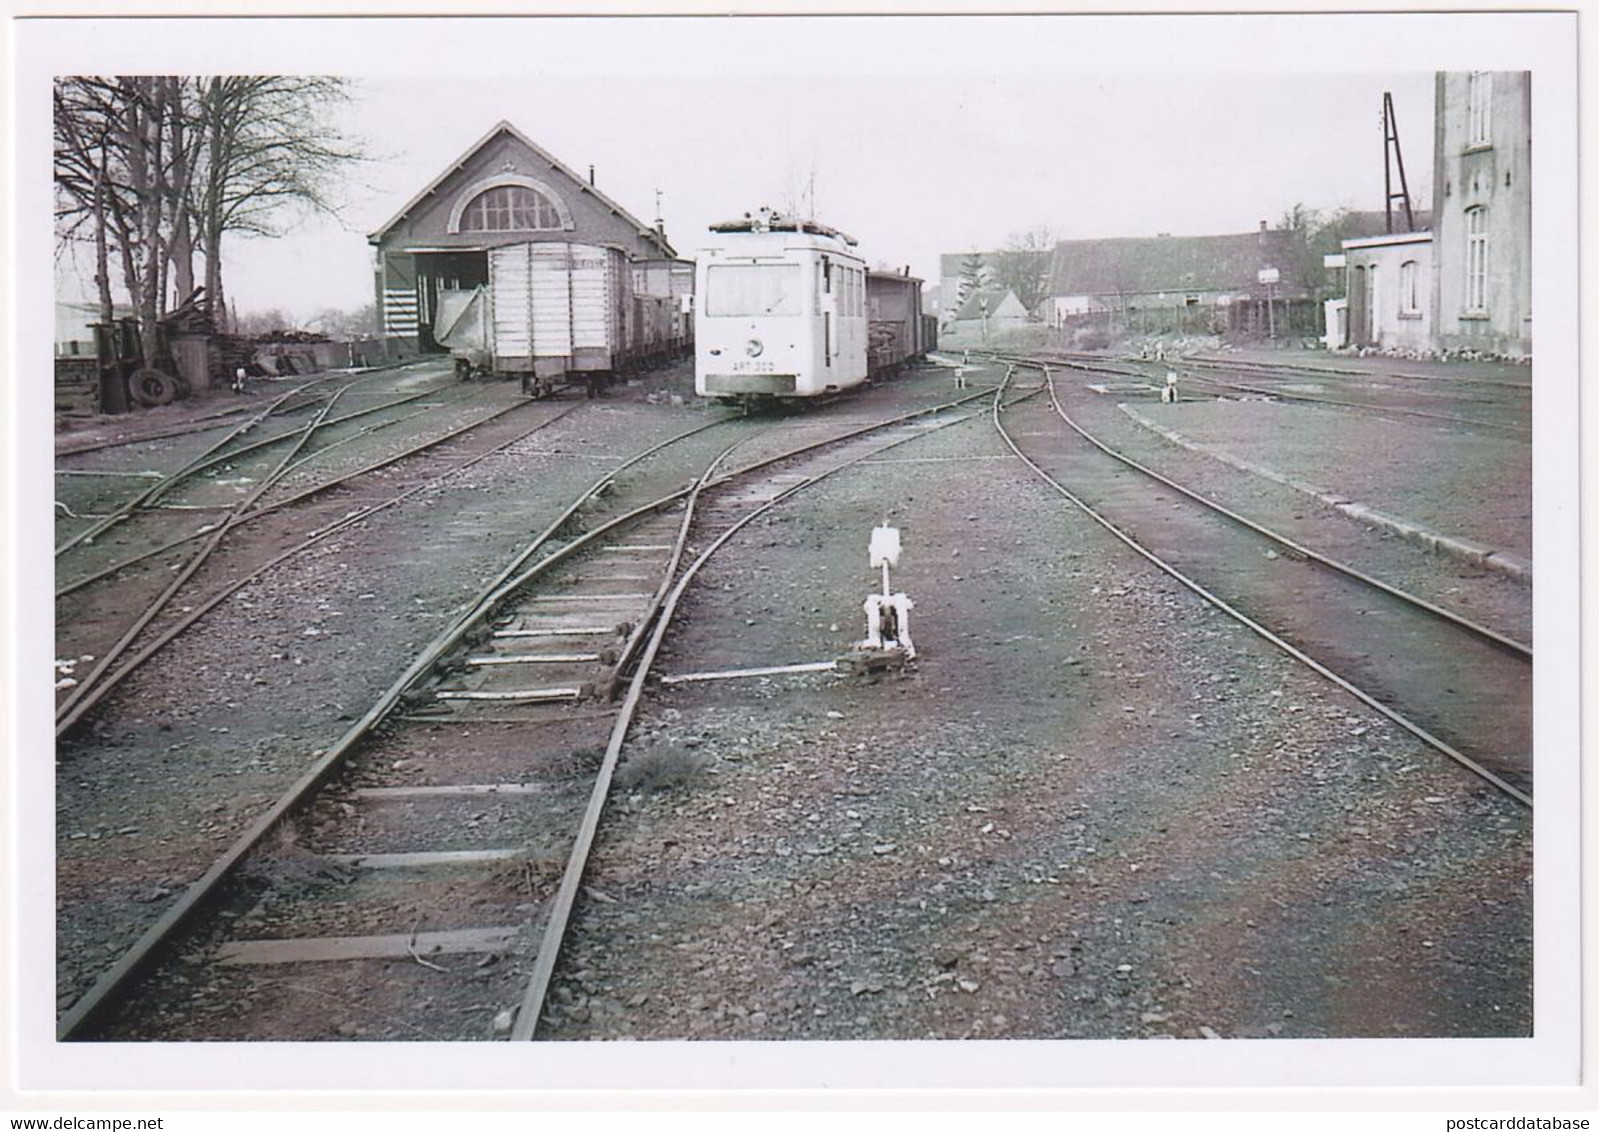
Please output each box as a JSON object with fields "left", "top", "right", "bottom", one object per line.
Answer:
{"left": 706, "top": 264, "right": 802, "bottom": 317}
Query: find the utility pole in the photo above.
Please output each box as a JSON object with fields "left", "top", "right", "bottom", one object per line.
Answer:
{"left": 1383, "top": 91, "right": 1416, "bottom": 234}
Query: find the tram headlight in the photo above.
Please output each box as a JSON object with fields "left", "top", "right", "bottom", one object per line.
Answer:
{"left": 745, "top": 338, "right": 764, "bottom": 358}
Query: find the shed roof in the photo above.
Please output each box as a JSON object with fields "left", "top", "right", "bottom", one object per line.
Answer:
{"left": 368, "top": 120, "right": 674, "bottom": 258}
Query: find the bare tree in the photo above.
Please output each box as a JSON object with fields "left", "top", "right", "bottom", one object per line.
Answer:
{"left": 231, "top": 307, "right": 295, "bottom": 337}
{"left": 992, "top": 226, "right": 1054, "bottom": 317}
{"left": 193, "top": 76, "right": 364, "bottom": 331}
{"left": 54, "top": 77, "right": 173, "bottom": 359}
{"left": 1276, "top": 204, "right": 1369, "bottom": 301}
{"left": 55, "top": 73, "right": 365, "bottom": 365}
{"left": 305, "top": 302, "right": 376, "bottom": 340}
{"left": 53, "top": 78, "right": 119, "bottom": 324}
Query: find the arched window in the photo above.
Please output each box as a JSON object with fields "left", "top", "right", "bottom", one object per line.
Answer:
{"left": 459, "top": 184, "right": 562, "bottom": 232}
{"left": 1466, "top": 207, "right": 1489, "bottom": 312}
{"left": 1400, "top": 260, "right": 1420, "bottom": 314}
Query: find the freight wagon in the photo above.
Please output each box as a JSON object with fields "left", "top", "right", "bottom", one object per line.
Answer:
{"left": 435, "top": 241, "right": 691, "bottom": 397}
{"left": 866, "top": 270, "right": 931, "bottom": 378}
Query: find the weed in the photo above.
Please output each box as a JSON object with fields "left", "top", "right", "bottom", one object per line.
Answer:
{"left": 616, "top": 745, "right": 712, "bottom": 793}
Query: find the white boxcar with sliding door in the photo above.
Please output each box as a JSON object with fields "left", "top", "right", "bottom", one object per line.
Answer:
{"left": 436, "top": 240, "right": 629, "bottom": 395}
{"left": 695, "top": 212, "right": 868, "bottom": 401}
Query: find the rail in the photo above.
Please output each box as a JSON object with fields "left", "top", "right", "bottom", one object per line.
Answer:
{"left": 990, "top": 362, "right": 1532, "bottom": 808}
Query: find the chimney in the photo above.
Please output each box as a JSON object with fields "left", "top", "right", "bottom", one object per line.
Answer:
{"left": 588, "top": 164, "right": 595, "bottom": 187}
{"left": 1259, "top": 219, "right": 1267, "bottom": 232}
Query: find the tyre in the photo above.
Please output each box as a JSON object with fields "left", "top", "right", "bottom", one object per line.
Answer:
{"left": 127, "top": 368, "right": 178, "bottom": 407}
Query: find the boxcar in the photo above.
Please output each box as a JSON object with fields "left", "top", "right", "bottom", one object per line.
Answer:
{"left": 434, "top": 241, "right": 630, "bottom": 395}
{"left": 866, "top": 270, "right": 927, "bottom": 377}
{"left": 627, "top": 258, "right": 696, "bottom": 369}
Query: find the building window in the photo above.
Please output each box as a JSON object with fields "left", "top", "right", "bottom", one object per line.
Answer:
{"left": 1400, "top": 260, "right": 1420, "bottom": 314}
{"left": 1468, "top": 72, "right": 1492, "bottom": 147}
{"left": 1466, "top": 207, "right": 1489, "bottom": 312}
{"left": 460, "top": 185, "right": 562, "bottom": 232}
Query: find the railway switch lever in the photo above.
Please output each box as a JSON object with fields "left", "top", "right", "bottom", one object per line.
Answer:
{"left": 861, "top": 524, "right": 915, "bottom": 659}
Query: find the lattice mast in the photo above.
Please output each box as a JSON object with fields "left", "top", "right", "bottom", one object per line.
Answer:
{"left": 1383, "top": 91, "right": 1416, "bottom": 234}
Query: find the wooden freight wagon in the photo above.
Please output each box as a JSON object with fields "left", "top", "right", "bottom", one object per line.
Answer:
{"left": 434, "top": 240, "right": 631, "bottom": 396}
{"left": 669, "top": 261, "right": 695, "bottom": 352}
{"left": 630, "top": 258, "right": 697, "bottom": 361}
{"left": 866, "top": 270, "right": 927, "bottom": 377}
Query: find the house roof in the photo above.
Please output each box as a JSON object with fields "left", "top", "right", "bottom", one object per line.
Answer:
{"left": 1338, "top": 208, "right": 1433, "bottom": 237}
{"left": 1342, "top": 230, "right": 1434, "bottom": 251}
{"left": 368, "top": 120, "right": 674, "bottom": 258}
{"left": 1047, "top": 230, "right": 1309, "bottom": 298}
{"left": 950, "top": 288, "right": 1020, "bottom": 321}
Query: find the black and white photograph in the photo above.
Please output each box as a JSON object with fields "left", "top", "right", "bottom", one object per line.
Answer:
{"left": 3, "top": 4, "right": 1591, "bottom": 1118}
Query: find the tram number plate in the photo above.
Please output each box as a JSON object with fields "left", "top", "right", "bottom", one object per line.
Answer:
{"left": 732, "top": 361, "right": 776, "bottom": 374}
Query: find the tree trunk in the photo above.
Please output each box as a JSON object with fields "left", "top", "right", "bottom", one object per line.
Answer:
{"left": 137, "top": 79, "right": 165, "bottom": 363}
{"left": 201, "top": 78, "right": 226, "bottom": 330}
{"left": 165, "top": 77, "right": 196, "bottom": 302}
{"left": 91, "top": 153, "right": 114, "bottom": 325}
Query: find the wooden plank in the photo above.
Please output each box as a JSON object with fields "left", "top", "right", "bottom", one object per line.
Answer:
{"left": 507, "top": 615, "right": 628, "bottom": 631}
{"left": 660, "top": 661, "right": 839, "bottom": 685}
{"left": 435, "top": 687, "right": 582, "bottom": 702}
{"left": 467, "top": 654, "right": 602, "bottom": 665}
{"left": 215, "top": 926, "right": 521, "bottom": 966}
{"left": 524, "top": 591, "right": 649, "bottom": 601}
{"left": 323, "top": 849, "right": 525, "bottom": 869}
{"left": 493, "top": 626, "right": 613, "bottom": 638}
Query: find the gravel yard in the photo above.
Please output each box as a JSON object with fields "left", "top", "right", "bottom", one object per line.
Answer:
{"left": 1116, "top": 397, "right": 1531, "bottom": 561}
{"left": 548, "top": 395, "right": 1531, "bottom": 1040}
{"left": 50, "top": 358, "right": 1533, "bottom": 1043}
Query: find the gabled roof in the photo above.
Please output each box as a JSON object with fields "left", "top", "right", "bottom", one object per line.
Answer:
{"left": 950, "top": 288, "right": 1021, "bottom": 321}
{"left": 368, "top": 120, "right": 674, "bottom": 258}
{"left": 1048, "top": 230, "right": 1297, "bottom": 297}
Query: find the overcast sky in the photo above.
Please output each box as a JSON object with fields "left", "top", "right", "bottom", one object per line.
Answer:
{"left": 50, "top": 18, "right": 1438, "bottom": 321}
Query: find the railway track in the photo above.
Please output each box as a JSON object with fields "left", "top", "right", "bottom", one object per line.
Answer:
{"left": 63, "top": 381, "right": 1003, "bottom": 1041}
{"left": 992, "top": 361, "right": 1532, "bottom": 806}
{"left": 57, "top": 395, "right": 309, "bottom": 460}
{"left": 55, "top": 369, "right": 455, "bottom": 572}
{"left": 1176, "top": 351, "right": 1533, "bottom": 395}
{"left": 55, "top": 361, "right": 443, "bottom": 459}
{"left": 1017, "top": 349, "right": 1531, "bottom": 436}
{"left": 55, "top": 377, "right": 562, "bottom": 738}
